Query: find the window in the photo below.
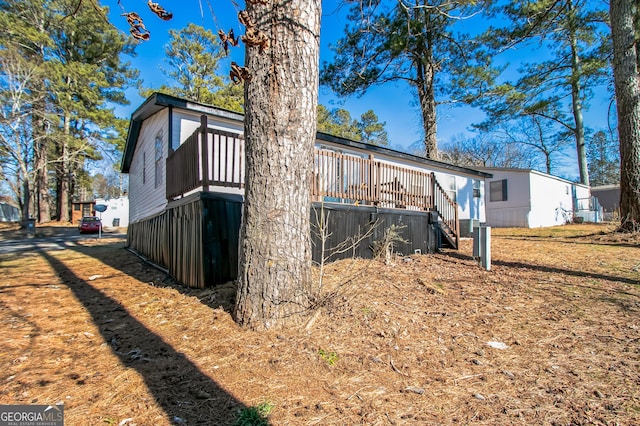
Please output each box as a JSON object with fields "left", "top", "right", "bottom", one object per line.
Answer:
{"left": 74, "top": 204, "right": 80, "bottom": 211}
{"left": 155, "top": 132, "right": 163, "bottom": 187}
{"left": 472, "top": 180, "right": 481, "bottom": 198}
{"left": 142, "top": 152, "right": 146, "bottom": 184}
{"left": 489, "top": 180, "right": 508, "bottom": 202}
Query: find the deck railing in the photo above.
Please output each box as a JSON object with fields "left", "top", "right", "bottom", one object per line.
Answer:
{"left": 166, "top": 116, "right": 459, "bottom": 245}
{"left": 166, "top": 116, "right": 244, "bottom": 199}
{"left": 311, "top": 150, "right": 436, "bottom": 210}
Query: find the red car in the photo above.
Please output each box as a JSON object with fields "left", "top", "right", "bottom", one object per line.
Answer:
{"left": 78, "top": 216, "right": 101, "bottom": 233}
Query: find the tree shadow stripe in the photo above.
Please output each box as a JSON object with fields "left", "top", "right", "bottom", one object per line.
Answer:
{"left": 39, "top": 250, "right": 249, "bottom": 425}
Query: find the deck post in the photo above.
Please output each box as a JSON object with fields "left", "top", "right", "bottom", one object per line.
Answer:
{"left": 200, "top": 115, "right": 209, "bottom": 191}
{"left": 455, "top": 203, "right": 460, "bottom": 248}
{"left": 372, "top": 155, "right": 380, "bottom": 203}
{"left": 430, "top": 172, "right": 436, "bottom": 209}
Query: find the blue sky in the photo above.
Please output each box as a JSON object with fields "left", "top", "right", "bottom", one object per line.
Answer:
{"left": 108, "top": 0, "right": 613, "bottom": 181}
{"left": 109, "top": 0, "right": 479, "bottom": 149}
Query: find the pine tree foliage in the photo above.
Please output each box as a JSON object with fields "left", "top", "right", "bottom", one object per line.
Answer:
{"left": 317, "top": 105, "right": 388, "bottom": 145}
{"left": 0, "top": 0, "right": 137, "bottom": 221}
{"left": 461, "top": 0, "right": 611, "bottom": 185}
{"left": 320, "top": 0, "right": 491, "bottom": 159}
{"left": 141, "top": 24, "right": 244, "bottom": 112}
{"left": 586, "top": 130, "right": 620, "bottom": 186}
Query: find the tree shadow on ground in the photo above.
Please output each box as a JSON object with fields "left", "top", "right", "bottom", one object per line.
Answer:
{"left": 90, "top": 240, "right": 238, "bottom": 314}
{"left": 443, "top": 251, "right": 640, "bottom": 288}
{"left": 496, "top": 234, "right": 640, "bottom": 249}
{"left": 491, "top": 259, "right": 640, "bottom": 287}
{"left": 38, "top": 247, "right": 249, "bottom": 425}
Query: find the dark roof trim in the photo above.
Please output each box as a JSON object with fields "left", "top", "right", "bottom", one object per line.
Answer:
{"left": 316, "top": 132, "right": 492, "bottom": 178}
{"left": 476, "top": 167, "right": 584, "bottom": 186}
{"left": 121, "top": 93, "right": 491, "bottom": 179}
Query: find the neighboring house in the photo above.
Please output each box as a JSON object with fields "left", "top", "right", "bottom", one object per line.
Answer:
{"left": 94, "top": 196, "right": 130, "bottom": 228}
{"left": 478, "top": 168, "right": 601, "bottom": 228}
{"left": 121, "top": 93, "right": 491, "bottom": 288}
{"left": 591, "top": 185, "right": 620, "bottom": 221}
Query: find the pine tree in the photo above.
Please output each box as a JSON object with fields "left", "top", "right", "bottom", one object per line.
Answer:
{"left": 610, "top": 0, "right": 640, "bottom": 230}
{"left": 234, "top": 0, "right": 322, "bottom": 329}
{"left": 586, "top": 130, "right": 620, "bottom": 186}
{"left": 321, "top": 0, "right": 491, "bottom": 159}
{"left": 466, "top": 0, "right": 611, "bottom": 185}
{"left": 141, "top": 23, "right": 243, "bottom": 112}
{"left": 0, "top": 0, "right": 53, "bottom": 221}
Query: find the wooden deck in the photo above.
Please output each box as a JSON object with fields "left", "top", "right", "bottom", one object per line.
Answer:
{"left": 165, "top": 115, "right": 459, "bottom": 249}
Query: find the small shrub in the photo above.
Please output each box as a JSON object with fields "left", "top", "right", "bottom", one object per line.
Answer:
{"left": 234, "top": 402, "right": 273, "bottom": 426}
{"left": 371, "top": 224, "right": 408, "bottom": 262}
{"left": 318, "top": 348, "right": 338, "bottom": 365}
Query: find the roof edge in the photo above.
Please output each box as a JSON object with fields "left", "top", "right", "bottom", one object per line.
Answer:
{"left": 317, "top": 132, "right": 492, "bottom": 178}
{"left": 121, "top": 93, "right": 245, "bottom": 173}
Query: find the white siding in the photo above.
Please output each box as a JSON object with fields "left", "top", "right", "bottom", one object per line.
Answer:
{"left": 129, "top": 110, "right": 169, "bottom": 223}
{"left": 172, "top": 110, "right": 244, "bottom": 151}
{"left": 94, "top": 197, "right": 129, "bottom": 227}
{"left": 529, "top": 172, "right": 573, "bottom": 227}
{"left": 484, "top": 169, "right": 579, "bottom": 228}
{"left": 455, "top": 176, "right": 485, "bottom": 222}
{"left": 130, "top": 106, "right": 488, "bottom": 224}
{"left": 484, "top": 170, "right": 532, "bottom": 227}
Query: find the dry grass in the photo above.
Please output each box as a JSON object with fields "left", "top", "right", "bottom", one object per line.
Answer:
{"left": 0, "top": 223, "right": 638, "bottom": 425}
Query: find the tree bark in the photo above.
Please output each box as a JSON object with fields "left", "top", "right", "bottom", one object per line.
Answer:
{"left": 234, "top": 1, "right": 321, "bottom": 329}
{"left": 35, "top": 139, "right": 51, "bottom": 223}
{"left": 20, "top": 170, "right": 31, "bottom": 222}
{"left": 610, "top": 0, "right": 640, "bottom": 231}
{"left": 416, "top": 3, "right": 438, "bottom": 160}
{"left": 568, "top": 4, "right": 589, "bottom": 185}
{"left": 57, "top": 114, "right": 71, "bottom": 223}
{"left": 416, "top": 62, "right": 438, "bottom": 160}
{"left": 34, "top": 103, "right": 51, "bottom": 223}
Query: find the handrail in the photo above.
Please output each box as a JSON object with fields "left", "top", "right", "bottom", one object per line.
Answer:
{"left": 166, "top": 129, "right": 201, "bottom": 199}
{"left": 432, "top": 175, "right": 459, "bottom": 248}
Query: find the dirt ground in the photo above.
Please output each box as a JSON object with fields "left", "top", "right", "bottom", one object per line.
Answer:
{"left": 0, "top": 223, "right": 638, "bottom": 425}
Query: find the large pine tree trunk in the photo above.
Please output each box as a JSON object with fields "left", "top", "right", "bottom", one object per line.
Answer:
{"left": 35, "top": 144, "right": 50, "bottom": 223}
{"left": 34, "top": 129, "right": 51, "bottom": 223}
{"left": 234, "top": 1, "right": 321, "bottom": 329}
{"left": 416, "top": 64, "right": 438, "bottom": 160}
{"left": 20, "top": 167, "right": 31, "bottom": 222}
{"left": 610, "top": 0, "right": 640, "bottom": 231}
